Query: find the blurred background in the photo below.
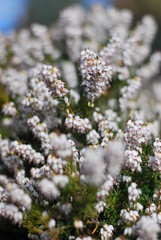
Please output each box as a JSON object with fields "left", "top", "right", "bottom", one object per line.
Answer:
{"left": 0, "top": 0, "right": 161, "bottom": 50}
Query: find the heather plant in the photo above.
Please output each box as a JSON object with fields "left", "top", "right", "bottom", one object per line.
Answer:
{"left": 0, "top": 4, "right": 161, "bottom": 240}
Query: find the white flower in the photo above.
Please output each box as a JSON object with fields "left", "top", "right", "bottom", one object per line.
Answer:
{"left": 40, "top": 65, "right": 68, "bottom": 98}
{"left": 52, "top": 175, "right": 69, "bottom": 188}
{"left": 74, "top": 220, "right": 83, "bottom": 229}
{"left": 80, "top": 49, "right": 112, "bottom": 102}
{"left": 105, "top": 140, "right": 125, "bottom": 178}
{"left": 128, "top": 182, "right": 141, "bottom": 202}
{"left": 39, "top": 178, "right": 59, "bottom": 200}
{"left": 100, "top": 224, "right": 114, "bottom": 240}
{"left": 124, "top": 227, "right": 132, "bottom": 236}
{"left": 125, "top": 150, "right": 142, "bottom": 172}
{"left": 80, "top": 148, "right": 106, "bottom": 186}
{"left": 136, "top": 216, "right": 160, "bottom": 240}
{"left": 48, "top": 219, "right": 56, "bottom": 229}
{"left": 86, "top": 130, "right": 100, "bottom": 145}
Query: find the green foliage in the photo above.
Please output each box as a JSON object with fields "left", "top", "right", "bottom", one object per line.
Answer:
{"left": 22, "top": 140, "right": 161, "bottom": 239}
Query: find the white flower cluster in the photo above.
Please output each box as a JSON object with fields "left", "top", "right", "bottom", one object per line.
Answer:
{"left": 145, "top": 203, "right": 157, "bottom": 214}
{"left": 6, "top": 182, "right": 31, "bottom": 210}
{"left": 97, "top": 175, "right": 114, "bottom": 200}
{"left": 49, "top": 133, "right": 72, "bottom": 158}
{"left": 136, "top": 216, "right": 160, "bottom": 240}
{"left": 61, "top": 61, "right": 78, "bottom": 89}
{"left": 137, "top": 52, "right": 161, "bottom": 81}
{"left": 68, "top": 139, "right": 79, "bottom": 164}
{"left": 27, "top": 116, "right": 52, "bottom": 155}
{"left": 119, "top": 77, "right": 141, "bottom": 114}
{"left": 80, "top": 49, "right": 112, "bottom": 102}
{"left": 86, "top": 130, "right": 100, "bottom": 145}
{"left": 80, "top": 148, "right": 106, "bottom": 186}
{"left": 0, "top": 135, "right": 9, "bottom": 157}
{"left": 30, "top": 156, "right": 67, "bottom": 181}
{"left": 47, "top": 155, "right": 67, "bottom": 175}
{"left": 20, "top": 74, "right": 59, "bottom": 129}
{"left": 39, "top": 178, "right": 59, "bottom": 200}
{"left": 125, "top": 150, "right": 142, "bottom": 172}
{"left": 65, "top": 114, "right": 92, "bottom": 133}
{"left": 74, "top": 220, "right": 83, "bottom": 229}
{"left": 21, "top": 92, "right": 45, "bottom": 114}
{"left": 10, "top": 141, "right": 44, "bottom": 165}
{"left": 28, "top": 76, "right": 58, "bottom": 111}
{"left": 1, "top": 68, "right": 28, "bottom": 98}
{"left": 120, "top": 209, "right": 139, "bottom": 223}
{"left": 99, "top": 35, "right": 122, "bottom": 66}
{"left": 53, "top": 175, "right": 69, "bottom": 188}
{"left": 95, "top": 200, "right": 106, "bottom": 214}
{"left": 125, "top": 120, "right": 151, "bottom": 152}
{"left": 0, "top": 203, "right": 23, "bottom": 225}
{"left": 98, "top": 120, "right": 110, "bottom": 138}
{"left": 40, "top": 65, "right": 68, "bottom": 98}
{"left": 148, "top": 138, "right": 161, "bottom": 172}
{"left": 2, "top": 102, "right": 17, "bottom": 116}
{"left": 128, "top": 182, "right": 141, "bottom": 202}
{"left": 100, "top": 224, "right": 114, "bottom": 240}
{"left": 92, "top": 108, "right": 104, "bottom": 123}
{"left": 48, "top": 219, "right": 56, "bottom": 229}
{"left": 0, "top": 3, "right": 161, "bottom": 240}
{"left": 105, "top": 140, "right": 125, "bottom": 178}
